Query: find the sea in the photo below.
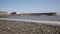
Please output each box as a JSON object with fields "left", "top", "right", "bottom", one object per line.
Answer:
{"left": 5, "top": 16, "right": 60, "bottom": 21}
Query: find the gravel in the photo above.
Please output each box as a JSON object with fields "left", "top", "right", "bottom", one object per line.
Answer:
{"left": 0, "top": 20, "right": 60, "bottom": 34}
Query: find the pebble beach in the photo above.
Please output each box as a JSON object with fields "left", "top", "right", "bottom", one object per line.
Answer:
{"left": 0, "top": 20, "right": 60, "bottom": 34}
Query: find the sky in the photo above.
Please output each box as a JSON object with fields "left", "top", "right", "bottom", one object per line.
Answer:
{"left": 0, "top": 0, "right": 60, "bottom": 14}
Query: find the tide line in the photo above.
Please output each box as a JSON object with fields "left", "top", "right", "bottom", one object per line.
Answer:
{"left": 0, "top": 18, "right": 60, "bottom": 26}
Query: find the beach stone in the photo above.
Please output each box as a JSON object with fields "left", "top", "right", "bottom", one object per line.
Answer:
{"left": 16, "top": 33, "right": 19, "bottom": 34}
{"left": 0, "top": 21, "right": 60, "bottom": 34}
{"left": 7, "top": 27, "right": 10, "bottom": 30}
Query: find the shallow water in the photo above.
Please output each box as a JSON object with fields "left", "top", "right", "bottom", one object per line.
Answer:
{"left": 5, "top": 16, "right": 60, "bottom": 21}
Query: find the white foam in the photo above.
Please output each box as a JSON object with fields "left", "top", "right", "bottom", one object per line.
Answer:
{"left": 0, "top": 18, "right": 60, "bottom": 26}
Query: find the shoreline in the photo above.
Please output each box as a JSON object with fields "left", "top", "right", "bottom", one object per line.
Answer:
{"left": 0, "top": 18, "right": 60, "bottom": 26}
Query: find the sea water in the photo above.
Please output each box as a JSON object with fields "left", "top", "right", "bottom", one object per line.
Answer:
{"left": 5, "top": 16, "right": 60, "bottom": 21}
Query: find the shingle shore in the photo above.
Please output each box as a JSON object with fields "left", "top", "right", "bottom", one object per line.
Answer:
{"left": 0, "top": 20, "right": 60, "bottom": 34}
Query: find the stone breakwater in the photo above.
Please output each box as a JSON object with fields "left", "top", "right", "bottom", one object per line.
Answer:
{"left": 0, "top": 20, "right": 60, "bottom": 34}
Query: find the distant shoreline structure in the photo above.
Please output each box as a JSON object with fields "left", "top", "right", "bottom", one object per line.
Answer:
{"left": 10, "top": 12, "right": 57, "bottom": 16}
{"left": 0, "top": 11, "right": 57, "bottom": 17}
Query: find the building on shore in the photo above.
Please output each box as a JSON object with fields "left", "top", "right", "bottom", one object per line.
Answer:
{"left": 10, "top": 11, "right": 20, "bottom": 16}
{"left": 0, "top": 11, "right": 7, "bottom": 14}
{"left": 0, "top": 11, "right": 8, "bottom": 17}
{"left": 21, "top": 12, "right": 57, "bottom": 16}
{"left": 10, "top": 11, "right": 57, "bottom": 16}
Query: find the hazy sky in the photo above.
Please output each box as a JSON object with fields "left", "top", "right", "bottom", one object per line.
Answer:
{"left": 0, "top": 0, "right": 60, "bottom": 14}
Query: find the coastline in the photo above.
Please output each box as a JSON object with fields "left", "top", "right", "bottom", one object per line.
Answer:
{"left": 0, "top": 18, "right": 60, "bottom": 26}
{"left": 0, "top": 20, "right": 60, "bottom": 34}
